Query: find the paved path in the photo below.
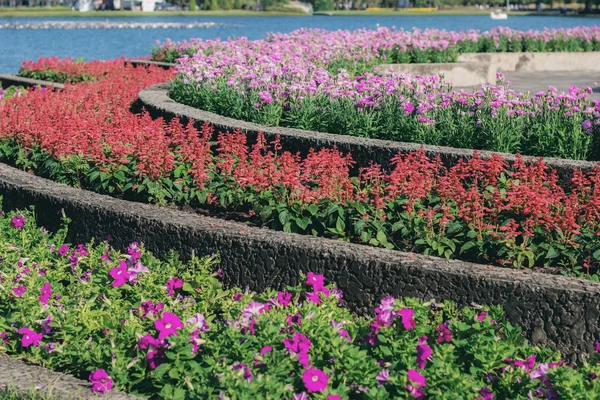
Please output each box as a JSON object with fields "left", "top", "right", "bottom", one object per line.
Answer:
{"left": 0, "top": 355, "right": 143, "bottom": 400}
{"left": 459, "top": 71, "right": 600, "bottom": 101}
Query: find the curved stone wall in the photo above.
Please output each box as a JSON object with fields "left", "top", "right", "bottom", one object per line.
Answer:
{"left": 135, "top": 82, "right": 597, "bottom": 188}
{"left": 1, "top": 161, "right": 599, "bottom": 359}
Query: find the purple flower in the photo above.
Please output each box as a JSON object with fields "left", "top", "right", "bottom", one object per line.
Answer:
{"left": 260, "top": 346, "right": 272, "bottom": 355}
{"left": 11, "top": 216, "right": 25, "bottom": 229}
{"left": 277, "top": 291, "right": 292, "bottom": 307}
{"left": 284, "top": 331, "right": 311, "bottom": 367}
{"left": 302, "top": 367, "right": 329, "bottom": 393}
{"left": 406, "top": 369, "right": 426, "bottom": 398}
{"left": 186, "top": 313, "right": 209, "bottom": 332}
{"left": 398, "top": 308, "right": 416, "bottom": 330}
{"left": 416, "top": 336, "right": 432, "bottom": 369}
{"left": 338, "top": 329, "right": 352, "bottom": 342}
{"left": 242, "top": 301, "right": 267, "bottom": 321}
{"left": 404, "top": 102, "right": 415, "bottom": 114}
{"left": 583, "top": 119, "right": 593, "bottom": 131}
{"left": 39, "top": 282, "right": 52, "bottom": 305}
{"left": 165, "top": 276, "right": 183, "bottom": 297}
{"left": 477, "top": 387, "right": 494, "bottom": 400}
{"left": 12, "top": 285, "right": 26, "bottom": 297}
{"left": 109, "top": 261, "right": 130, "bottom": 287}
{"left": 40, "top": 315, "right": 53, "bottom": 335}
{"left": 232, "top": 362, "right": 253, "bottom": 382}
{"left": 57, "top": 244, "right": 70, "bottom": 256}
{"left": 306, "top": 272, "right": 325, "bottom": 291}
{"left": 154, "top": 312, "right": 184, "bottom": 340}
{"left": 376, "top": 369, "right": 390, "bottom": 385}
{"left": 89, "top": 369, "right": 113, "bottom": 394}
{"left": 435, "top": 322, "right": 452, "bottom": 343}
{"left": 17, "top": 327, "right": 42, "bottom": 347}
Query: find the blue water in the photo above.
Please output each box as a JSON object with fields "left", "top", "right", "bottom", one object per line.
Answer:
{"left": 1, "top": 15, "right": 600, "bottom": 72}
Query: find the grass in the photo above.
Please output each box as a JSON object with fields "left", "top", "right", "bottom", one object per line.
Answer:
{"left": 0, "top": 388, "right": 57, "bottom": 400}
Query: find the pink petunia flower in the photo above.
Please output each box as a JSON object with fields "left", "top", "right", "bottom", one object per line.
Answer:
{"left": 154, "top": 312, "right": 183, "bottom": 340}
{"left": 406, "top": 369, "right": 426, "bottom": 398}
{"left": 109, "top": 261, "right": 130, "bottom": 287}
{"left": 302, "top": 367, "right": 329, "bottom": 393}
{"left": 398, "top": 308, "right": 416, "bottom": 330}
{"left": 12, "top": 285, "right": 27, "bottom": 297}
{"left": 89, "top": 369, "right": 113, "bottom": 394}
{"left": 306, "top": 272, "right": 325, "bottom": 291}
{"left": 39, "top": 282, "right": 52, "bottom": 305}
{"left": 11, "top": 216, "right": 25, "bottom": 229}
{"left": 165, "top": 276, "right": 183, "bottom": 297}
{"left": 416, "top": 336, "right": 432, "bottom": 369}
{"left": 17, "top": 326, "right": 42, "bottom": 347}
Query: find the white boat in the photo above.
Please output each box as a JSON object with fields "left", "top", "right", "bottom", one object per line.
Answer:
{"left": 490, "top": 9, "right": 508, "bottom": 19}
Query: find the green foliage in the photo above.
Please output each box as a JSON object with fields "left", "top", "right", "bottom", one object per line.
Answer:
{"left": 1, "top": 205, "right": 600, "bottom": 399}
{"left": 313, "top": 0, "right": 334, "bottom": 11}
{"left": 189, "top": 0, "right": 198, "bottom": 10}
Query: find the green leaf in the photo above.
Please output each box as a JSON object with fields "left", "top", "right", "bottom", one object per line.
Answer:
{"left": 154, "top": 363, "right": 171, "bottom": 378}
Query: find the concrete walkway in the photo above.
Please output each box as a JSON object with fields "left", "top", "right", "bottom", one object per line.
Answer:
{"left": 0, "top": 355, "right": 143, "bottom": 400}
{"left": 459, "top": 71, "right": 600, "bottom": 101}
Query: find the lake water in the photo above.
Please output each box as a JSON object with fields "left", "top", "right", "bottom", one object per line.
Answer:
{"left": 1, "top": 15, "right": 600, "bottom": 72}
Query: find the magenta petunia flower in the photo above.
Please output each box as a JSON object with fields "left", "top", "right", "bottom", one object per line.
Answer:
{"left": 477, "top": 311, "right": 488, "bottom": 322}
{"left": 435, "top": 322, "right": 452, "bottom": 343}
{"left": 306, "top": 272, "right": 325, "bottom": 291}
{"left": 89, "top": 369, "right": 113, "bottom": 394}
{"left": 284, "top": 331, "right": 311, "bottom": 367}
{"left": 338, "top": 329, "right": 352, "bottom": 342}
{"left": 57, "top": 244, "right": 70, "bottom": 257}
{"left": 416, "top": 336, "right": 432, "bottom": 369}
{"left": 39, "top": 282, "right": 52, "bottom": 305}
{"left": 12, "top": 285, "right": 27, "bottom": 297}
{"left": 398, "top": 308, "right": 416, "bottom": 330}
{"left": 327, "top": 395, "right": 342, "bottom": 400}
{"left": 17, "top": 326, "right": 42, "bottom": 347}
{"left": 165, "top": 276, "right": 183, "bottom": 297}
{"left": 478, "top": 387, "right": 494, "bottom": 400}
{"left": 260, "top": 346, "right": 272, "bottom": 355}
{"left": 154, "top": 312, "right": 183, "bottom": 340}
{"left": 11, "top": 215, "right": 25, "bottom": 229}
{"left": 406, "top": 369, "right": 426, "bottom": 398}
{"left": 109, "top": 261, "right": 130, "bottom": 287}
{"left": 302, "top": 367, "right": 329, "bottom": 393}
{"left": 277, "top": 291, "right": 292, "bottom": 307}
{"left": 233, "top": 293, "right": 243, "bottom": 301}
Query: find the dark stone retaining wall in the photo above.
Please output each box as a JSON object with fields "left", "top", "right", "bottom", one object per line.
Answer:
{"left": 135, "top": 83, "right": 597, "bottom": 187}
{"left": 1, "top": 162, "right": 600, "bottom": 359}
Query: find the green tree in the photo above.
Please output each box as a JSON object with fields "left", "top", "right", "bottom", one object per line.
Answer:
{"left": 314, "top": 0, "right": 334, "bottom": 9}
{"left": 233, "top": 0, "right": 242, "bottom": 8}
{"left": 189, "top": 0, "right": 197, "bottom": 10}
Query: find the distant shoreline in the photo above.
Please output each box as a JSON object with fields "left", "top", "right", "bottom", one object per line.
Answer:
{"left": 0, "top": 8, "right": 595, "bottom": 18}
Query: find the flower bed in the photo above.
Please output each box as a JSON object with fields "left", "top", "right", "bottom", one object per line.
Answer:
{"left": 152, "top": 26, "right": 600, "bottom": 66}
{"left": 0, "top": 86, "right": 25, "bottom": 102}
{"left": 18, "top": 57, "right": 127, "bottom": 84}
{"left": 2, "top": 60, "right": 600, "bottom": 275}
{"left": 168, "top": 29, "right": 600, "bottom": 161}
{"left": 2, "top": 206, "right": 600, "bottom": 399}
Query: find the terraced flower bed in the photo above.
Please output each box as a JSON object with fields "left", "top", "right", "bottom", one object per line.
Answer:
{"left": 153, "top": 26, "right": 600, "bottom": 65}
{"left": 3, "top": 59, "right": 600, "bottom": 276}
{"left": 18, "top": 57, "right": 126, "bottom": 84}
{"left": 2, "top": 205, "right": 600, "bottom": 399}
{"left": 167, "top": 27, "right": 600, "bottom": 161}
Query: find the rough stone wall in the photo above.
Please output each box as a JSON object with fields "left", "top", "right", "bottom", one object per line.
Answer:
{"left": 1, "top": 162, "right": 599, "bottom": 359}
